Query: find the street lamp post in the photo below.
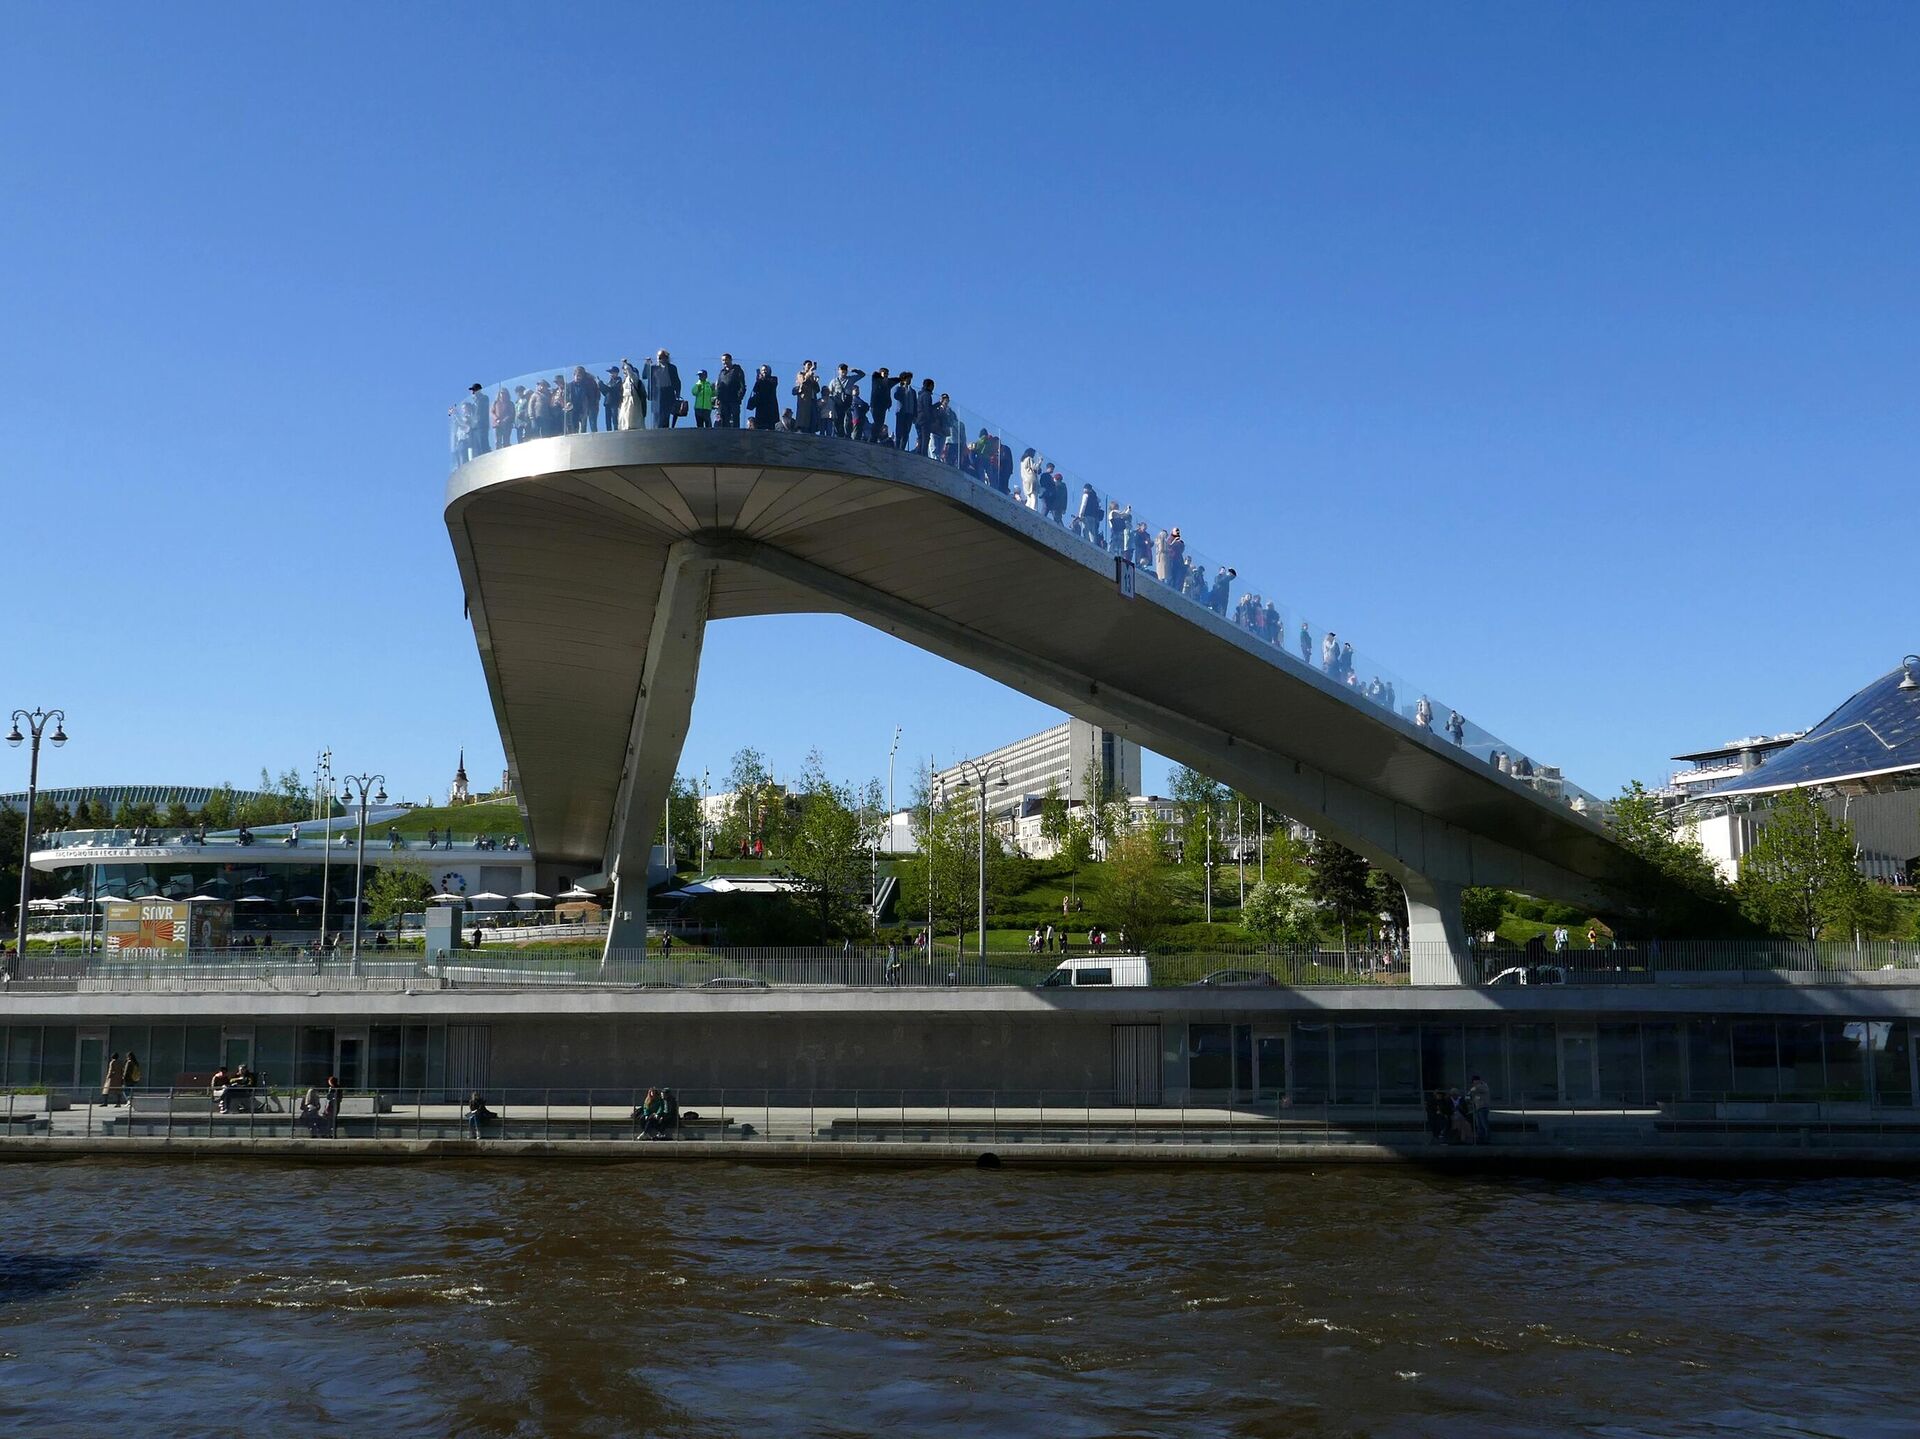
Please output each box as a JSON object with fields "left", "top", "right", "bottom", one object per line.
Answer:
{"left": 887, "top": 726, "right": 901, "bottom": 855}
{"left": 337, "top": 770, "right": 387, "bottom": 972}
{"left": 7, "top": 707, "right": 67, "bottom": 974}
{"left": 315, "top": 748, "right": 334, "bottom": 952}
{"left": 950, "top": 757, "right": 1009, "bottom": 966}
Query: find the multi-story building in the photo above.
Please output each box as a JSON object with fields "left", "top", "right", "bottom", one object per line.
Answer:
{"left": 934, "top": 719, "right": 1140, "bottom": 815}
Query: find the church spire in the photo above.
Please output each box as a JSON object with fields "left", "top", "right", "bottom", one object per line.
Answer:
{"left": 450, "top": 749, "right": 471, "bottom": 805}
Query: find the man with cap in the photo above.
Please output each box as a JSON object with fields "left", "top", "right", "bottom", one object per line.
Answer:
{"left": 714, "top": 353, "right": 745, "bottom": 429}
{"left": 691, "top": 369, "right": 716, "bottom": 428}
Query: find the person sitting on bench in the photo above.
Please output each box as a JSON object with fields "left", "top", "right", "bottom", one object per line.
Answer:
{"left": 466, "top": 1092, "right": 498, "bottom": 1139}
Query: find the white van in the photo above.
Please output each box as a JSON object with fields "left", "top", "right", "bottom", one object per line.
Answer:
{"left": 1038, "top": 955, "right": 1151, "bottom": 989}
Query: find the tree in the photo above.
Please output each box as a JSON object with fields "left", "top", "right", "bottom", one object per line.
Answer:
{"left": 1459, "top": 887, "right": 1507, "bottom": 939}
{"left": 1606, "top": 780, "right": 1742, "bottom": 935}
{"left": 364, "top": 865, "right": 435, "bottom": 924}
{"left": 1736, "top": 788, "right": 1867, "bottom": 942}
{"left": 1103, "top": 828, "right": 1174, "bottom": 949}
{"left": 898, "top": 781, "right": 1016, "bottom": 946}
{"left": 1241, "top": 879, "right": 1322, "bottom": 948}
{"left": 655, "top": 773, "right": 700, "bottom": 866}
{"left": 1306, "top": 837, "right": 1372, "bottom": 950}
{"left": 1038, "top": 780, "right": 1070, "bottom": 859}
{"left": 1169, "top": 765, "right": 1226, "bottom": 870}
{"left": 779, "top": 752, "right": 884, "bottom": 941}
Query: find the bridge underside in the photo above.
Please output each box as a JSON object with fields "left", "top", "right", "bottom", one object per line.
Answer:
{"left": 447, "top": 432, "right": 1634, "bottom": 982}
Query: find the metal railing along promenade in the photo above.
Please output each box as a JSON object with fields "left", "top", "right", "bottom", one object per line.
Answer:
{"left": 448, "top": 354, "right": 1609, "bottom": 818}
{"left": 11, "top": 1085, "right": 1920, "bottom": 1152}
{"left": 8, "top": 941, "right": 1920, "bottom": 993}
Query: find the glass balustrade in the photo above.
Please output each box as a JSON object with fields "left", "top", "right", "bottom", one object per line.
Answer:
{"left": 447, "top": 356, "right": 1606, "bottom": 818}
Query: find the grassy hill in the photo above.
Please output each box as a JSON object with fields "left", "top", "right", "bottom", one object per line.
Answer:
{"left": 379, "top": 799, "right": 524, "bottom": 837}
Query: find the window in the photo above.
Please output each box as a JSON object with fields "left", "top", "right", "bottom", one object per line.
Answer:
{"left": 1073, "top": 968, "right": 1112, "bottom": 987}
{"left": 1292, "top": 1022, "right": 1330, "bottom": 1103}
{"left": 1509, "top": 1024, "right": 1558, "bottom": 1104}
{"left": 1687, "top": 1019, "right": 1732, "bottom": 1099}
{"left": 1778, "top": 1021, "right": 1825, "bottom": 1098}
{"left": 1333, "top": 1025, "right": 1378, "bottom": 1103}
{"left": 1464, "top": 1026, "right": 1505, "bottom": 1101}
{"left": 1872, "top": 1023, "right": 1913, "bottom": 1107}
{"left": 1643, "top": 1024, "right": 1684, "bottom": 1102}
{"left": 1188, "top": 1024, "right": 1234, "bottom": 1091}
{"left": 1824, "top": 1021, "right": 1867, "bottom": 1100}
{"left": 1730, "top": 1022, "right": 1780, "bottom": 1099}
{"left": 1378, "top": 1025, "right": 1421, "bottom": 1102}
{"left": 1597, "top": 1024, "right": 1644, "bottom": 1104}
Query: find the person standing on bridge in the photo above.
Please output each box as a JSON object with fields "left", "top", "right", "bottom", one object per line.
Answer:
{"left": 1446, "top": 710, "right": 1465, "bottom": 745}
{"left": 914, "top": 378, "right": 940, "bottom": 454}
{"left": 618, "top": 359, "right": 645, "bottom": 430}
{"left": 828, "top": 363, "right": 866, "bottom": 436}
{"left": 603, "top": 367, "right": 623, "bottom": 431}
{"left": 644, "top": 349, "right": 682, "bottom": 428}
{"left": 867, "top": 367, "right": 893, "bottom": 441}
{"left": 792, "top": 360, "right": 821, "bottom": 431}
{"left": 891, "top": 372, "right": 916, "bottom": 448}
{"left": 1321, "top": 631, "right": 1338, "bottom": 674}
{"left": 1414, "top": 695, "right": 1433, "bottom": 730}
{"left": 691, "top": 370, "right": 715, "bottom": 428}
{"left": 748, "top": 366, "right": 779, "bottom": 428}
{"left": 715, "top": 354, "right": 746, "bottom": 428}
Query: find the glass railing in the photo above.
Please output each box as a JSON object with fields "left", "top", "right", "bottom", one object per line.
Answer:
{"left": 35, "top": 827, "right": 529, "bottom": 854}
{"left": 447, "top": 356, "right": 1608, "bottom": 819}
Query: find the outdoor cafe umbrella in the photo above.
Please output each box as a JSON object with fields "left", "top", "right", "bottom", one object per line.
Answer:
{"left": 468, "top": 892, "right": 508, "bottom": 902}
{"left": 512, "top": 891, "right": 551, "bottom": 902}
{"left": 235, "top": 896, "right": 273, "bottom": 904}
{"left": 288, "top": 896, "right": 324, "bottom": 905}
{"left": 557, "top": 885, "right": 601, "bottom": 900}
{"left": 426, "top": 892, "right": 466, "bottom": 903}
{"left": 26, "top": 898, "right": 62, "bottom": 911}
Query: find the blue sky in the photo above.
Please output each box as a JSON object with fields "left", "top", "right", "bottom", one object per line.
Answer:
{"left": 3, "top": 5, "right": 1916, "bottom": 808}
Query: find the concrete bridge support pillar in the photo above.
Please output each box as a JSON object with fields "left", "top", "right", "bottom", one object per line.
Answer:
{"left": 1403, "top": 875, "right": 1473, "bottom": 986}
{"left": 603, "top": 543, "right": 718, "bottom": 964}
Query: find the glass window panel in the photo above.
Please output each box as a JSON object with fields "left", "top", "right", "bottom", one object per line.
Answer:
{"left": 1824, "top": 1021, "right": 1867, "bottom": 1100}
{"left": 1334, "top": 1024, "right": 1378, "bottom": 1103}
{"left": 1687, "top": 1020, "right": 1732, "bottom": 1099}
{"left": 147, "top": 1027, "right": 185, "bottom": 1088}
{"left": 1292, "top": 1022, "right": 1330, "bottom": 1103}
{"left": 1421, "top": 1024, "right": 1463, "bottom": 1092}
{"left": 298, "top": 1027, "right": 335, "bottom": 1087}
{"left": 1779, "top": 1021, "right": 1826, "bottom": 1098}
{"left": 1597, "top": 1024, "right": 1644, "bottom": 1104}
{"left": 1378, "top": 1025, "right": 1421, "bottom": 1102}
{"left": 427, "top": 1026, "right": 446, "bottom": 1096}
{"left": 1464, "top": 1026, "right": 1505, "bottom": 1101}
{"left": 1730, "top": 1021, "right": 1780, "bottom": 1098}
{"left": 108, "top": 1027, "right": 148, "bottom": 1072}
{"left": 255, "top": 1026, "right": 295, "bottom": 1088}
{"left": 1187, "top": 1024, "right": 1233, "bottom": 1091}
{"left": 1643, "top": 1024, "right": 1684, "bottom": 1102}
{"left": 1509, "top": 1024, "right": 1558, "bottom": 1104}
{"left": 184, "top": 1026, "right": 222, "bottom": 1073}
{"left": 41, "top": 1028, "right": 76, "bottom": 1091}
{"left": 7, "top": 1028, "right": 40, "bottom": 1088}
{"left": 370, "top": 1026, "right": 403, "bottom": 1090}
{"left": 402, "top": 1027, "right": 430, "bottom": 1091}
{"left": 1872, "top": 1022, "right": 1912, "bottom": 1107}
{"left": 1234, "top": 1025, "right": 1253, "bottom": 1094}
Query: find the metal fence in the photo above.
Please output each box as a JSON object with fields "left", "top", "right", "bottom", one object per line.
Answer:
{"left": 7, "top": 940, "right": 1919, "bottom": 993}
{"left": 9, "top": 1085, "right": 1920, "bottom": 1151}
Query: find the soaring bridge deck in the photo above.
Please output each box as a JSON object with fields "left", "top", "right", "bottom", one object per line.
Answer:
{"left": 446, "top": 428, "right": 1638, "bottom": 978}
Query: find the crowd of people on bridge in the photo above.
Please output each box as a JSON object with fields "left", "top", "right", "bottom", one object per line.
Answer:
{"left": 449, "top": 349, "right": 1594, "bottom": 792}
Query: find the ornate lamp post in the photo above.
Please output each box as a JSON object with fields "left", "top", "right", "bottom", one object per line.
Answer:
{"left": 7, "top": 707, "right": 67, "bottom": 972}
{"left": 337, "top": 770, "right": 386, "bottom": 970}
{"left": 315, "top": 748, "right": 334, "bottom": 952}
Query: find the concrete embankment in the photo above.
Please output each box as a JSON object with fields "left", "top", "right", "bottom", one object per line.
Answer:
{"left": 4, "top": 1135, "right": 1920, "bottom": 1176}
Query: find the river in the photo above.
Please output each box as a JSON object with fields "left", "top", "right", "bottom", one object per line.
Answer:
{"left": 0, "top": 1160, "right": 1911, "bottom": 1436}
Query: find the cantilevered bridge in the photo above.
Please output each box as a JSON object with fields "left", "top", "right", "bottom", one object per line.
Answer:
{"left": 446, "top": 425, "right": 1635, "bottom": 983}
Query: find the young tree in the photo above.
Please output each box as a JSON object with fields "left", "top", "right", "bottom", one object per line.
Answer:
{"left": 655, "top": 773, "right": 700, "bottom": 866}
{"left": 780, "top": 753, "right": 884, "bottom": 941}
{"left": 1241, "top": 879, "right": 1322, "bottom": 949}
{"left": 899, "top": 783, "right": 1015, "bottom": 947}
{"left": 1103, "top": 828, "right": 1174, "bottom": 950}
{"left": 1736, "top": 788, "right": 1867, "bottom": 942}
{"left": 1306, "top": 836, "right": 1372, "bottom": 950}
{"left": 1606, "top": 780, "right": 1741, "bottom": 934}
{"left": 1459, "top": 886, "right": 1508, "bottom": 939}
{"left": 364, "top": 865, "right": 435, "bottom": 923}
{"left": 1038, "top": 780, "right": 1070, "bottom": 859}
{"left": 1169, "top": 764, "right": 1226, "bottom": 870}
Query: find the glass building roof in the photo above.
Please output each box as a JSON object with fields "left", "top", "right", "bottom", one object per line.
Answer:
{"left": 1712, "top": 663, "right": 1920, "bottom": 796}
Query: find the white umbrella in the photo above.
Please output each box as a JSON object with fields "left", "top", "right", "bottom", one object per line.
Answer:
{"left": 288, "top": 896, "right": 324, "bottom": 905}
{"left": 512, "top": 891, "right": 551, "bottom": 901}
{"left": 185, "top": 894, "right": 225, "bottom": 903}
{"left": 427, "top": 892, "right": 465, "bottom": 903}
{"left": 468, "top": 891, "right": 508, "bottom": 902}
{"left": 132, "top": 893, "right": 170, "bottom": 902}
{"left": 236, "top": 896, "right": 273, "bottom": 904}
{"left": 27, "top": 898, "right": 62, "bottom": 911}
{"left": 557, "top": 886, "right": 601, "bottom": 900}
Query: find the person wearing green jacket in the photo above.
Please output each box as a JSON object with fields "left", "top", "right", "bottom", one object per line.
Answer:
{"left": 691, "top": 370, "right": 716, "bottom": 428}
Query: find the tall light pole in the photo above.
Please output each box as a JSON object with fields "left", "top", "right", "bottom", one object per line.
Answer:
{"left": 8, "top": 707, "right": 67, "bottom": 973}
{"left": 315, "top": 748, "right": 334, "bottom": 951}
{"left": 1236, "top": 798, "right": 1245, "bottom": 907}
{"left": 927, "top": 759, "right": 937, "bottom": 955}
{"left": 700, "top": 768, "right": 710, "bottom": 868}
{"left": 337, "top": 769, "right": 386, "bottom": 970}
{"left": 886, "top": 726, "right": 901, "bottom": 855}
{"left": 950, "top": 757, "right": 1008, "bottom": 964}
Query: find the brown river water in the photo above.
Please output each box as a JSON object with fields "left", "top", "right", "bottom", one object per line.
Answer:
{"left": 0, "top": 1159, "right": 1912, "bottom": 1437}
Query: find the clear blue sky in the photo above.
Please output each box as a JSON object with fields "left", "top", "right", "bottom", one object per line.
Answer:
{"left": 4, "top": 5, "right": 1916, "bottom": 809}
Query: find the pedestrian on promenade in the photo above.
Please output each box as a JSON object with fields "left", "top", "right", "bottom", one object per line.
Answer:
{"left": 792, "top": 360, "right": 821, "bottom": 432}
{"left": 828, "top": 363, "right": 865, "bottom": 436}
{"left": 891, "top": 372, "right": 917, "bottom": 449}
{"left": 1426, "top": 1088, "right": 1450, "bottom": 1143}
{"left": 492, "top": 385, "right": 514, "bottom": 449}
{"left": 691, "top": 370, "right": 715, "bottom": 427}
{"left": 914, "top": 377, "right": 939, "bottom": 454}
{"left": 715, "top": 354, "right": 746, "bottom": 428}
{"left": 1414, "top": 696, "right": 1432, "bottom": 731}
{"left": 101, "top": 1051, "right": 126, "bottom": 1107}
{"left": 1468, "top": 1074, "right": 1491, "bottom": 1144}
{"left": 123, "top": 1050, "right": 142, "bottom": 1094}
{"left": 323, "top": 1075, "right": 343, "bottom": 1137}
{"left": 569, "top": 366, "right": 600, "bottom": 433}
{"left": 1446, "top": 710, "right": 1465, "bottom": 745}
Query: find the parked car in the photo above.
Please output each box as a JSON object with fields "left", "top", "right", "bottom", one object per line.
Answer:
{"left": 1184, "top": 969, "right": 1279, "bottom": 988}
{"left": 1486, "top": 965, "right": 1565, "bottom": 987}
{"left": 699, "top": 976, "right": 770, "bottom": 990}
{"left": 1038, "top": 956, "right": 1151, "bottom": 988}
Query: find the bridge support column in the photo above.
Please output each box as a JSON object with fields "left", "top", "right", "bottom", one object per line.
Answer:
{"left": 1403, "top": 876, "right": 1473, "bottom": 986}
{"left": 603, "top": 543, "right": 719, "bottom": 965}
